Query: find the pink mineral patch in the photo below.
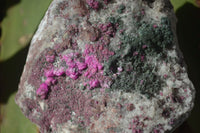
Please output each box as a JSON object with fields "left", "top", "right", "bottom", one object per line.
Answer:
{"left": 133, "top": 51, "right": 139, "bottom": 56}
{"left": 163, "top": 74, "right": 168, "bottom": 78}
{"left": 76, "top": 61, "right": 87, "bottom": 70}
{"left": 69, "top": 72, "right": 80, "bottom": 80}
{"left": 142, "top": 45, "right": 147, "bottom": 49}
{"left": 141, "top": 55, "right": 145, "bottom": 61}
{"left": 45, "top": 55, "right": 55, "bottom": 63}
{"left": 53, "top": 67, "right": 65, "bottom": 76}
{"left": 85, "top": 55, "right": 103, "bottom": 70}
{"left": 99, "top": 23, "right": 116, "bottom": 37}
{"left": 86, "top": 0, "right": 99, "bottom": 10}
{"left": 63, "top": 53, "right": 86, "bottom": 80}
{"left": 45, "top": 77, "right": 56, "bottom": 86}
{"left": 153, "top": 24, "right": 158, "bottom": 28}
{"left": 83, "top": 55, "right": 103, "bottom": 78}
{"left": 66, "top": 67, "right": 80, "bottom": 80}
{"left": 89, "top": 79, "right": 100, "bottom": 89}
{"left": 36, "top": 83, "right": 49, "bottom": 99}
{"left": 44, "top": 69, "right": 54, "bottom": 77}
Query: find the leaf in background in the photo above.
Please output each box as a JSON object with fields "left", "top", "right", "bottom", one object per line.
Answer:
{"left": 170, "top": 0, "right": 197, "bottom": 11}
{"left": 0, "top": 0, "right": 52, "bottom": 61}
{"left": 0, "top": 0, "right": 52, "bottom": 133}
{"left": 0, "top": 93, "right": 38, "bottom": 133}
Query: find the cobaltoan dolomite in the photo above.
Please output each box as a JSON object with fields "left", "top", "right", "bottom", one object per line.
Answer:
{"left": 16, "top": 0, "right": 195, "bottom": 133}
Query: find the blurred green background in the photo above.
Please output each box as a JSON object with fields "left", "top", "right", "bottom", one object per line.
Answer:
{"left": 0, "top": 0, "right": 199, "bottom": 132}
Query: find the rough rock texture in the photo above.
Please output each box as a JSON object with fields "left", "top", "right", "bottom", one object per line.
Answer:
{"left": 16, "top": 0, "right": 195, "bottom": 133}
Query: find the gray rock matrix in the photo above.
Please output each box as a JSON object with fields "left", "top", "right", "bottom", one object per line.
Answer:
{"left": 16, "top": 0, "right": 195, "bottom": 132}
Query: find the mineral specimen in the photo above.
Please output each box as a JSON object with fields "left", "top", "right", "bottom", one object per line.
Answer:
{"left": 16, "top": 0, "right": 195, "bottom": 132}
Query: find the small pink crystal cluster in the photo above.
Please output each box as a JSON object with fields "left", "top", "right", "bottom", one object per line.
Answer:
{"left": 129, "top": 116, "right": 147, "bottom": 133}
{"left": 36, "top": 83, "right": 49, "bottom": 99}
{"left": 45, "top": 55, "right": 55, "bottom": 63}
{"left": 63, "top": 53, "right": 87, "bottom": 80}
{"left": 36, "top": 20, "right": 118, "bottom": 99}
{"left": 84, "top": 55, "right": 103, "bottom": 77}
{"left": 63, "top": 52, "right": 103, "bottom": 90}
{"left": 84, "top": 55, "right": 103, "bottom": 89}
{"left": 36, "top": 50, "right": 105, "bottom": 98}
{"left": 36, "top": 66, "right": 65, "bottom": 99}
{"left": 99, "top": 22, "right": 116, "bottom": 37}
{"left": 36, "top": 54, "right": 66, "bottom": 99}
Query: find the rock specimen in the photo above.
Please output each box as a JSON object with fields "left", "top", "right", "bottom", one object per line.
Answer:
{"left": 16, "top": 0, "right": 195, "bottom": 132}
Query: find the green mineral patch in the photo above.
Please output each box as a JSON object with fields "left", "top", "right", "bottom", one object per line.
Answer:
{"left": 117, "top": 4, "right": 126, "bottom": 14}
{"left": 104, "top": 14, "right": 173, "bottom": 98}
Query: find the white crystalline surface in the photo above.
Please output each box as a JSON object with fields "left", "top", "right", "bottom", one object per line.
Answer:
{"left": 16, "top": 0, "right": 195, "bottom": 133}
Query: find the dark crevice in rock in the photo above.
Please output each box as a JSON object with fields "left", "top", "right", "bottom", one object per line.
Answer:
{"left": 142, "top": 0, "right": 155, "bottom": 8}
{"left": 160, "top": 0, "right": 173, "bottom": 12}
{"left": 142, "top": 0, "right": 155, "bottom": 4}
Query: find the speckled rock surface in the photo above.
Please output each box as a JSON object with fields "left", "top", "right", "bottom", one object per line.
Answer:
{"left": 15, "top": 0, "right": 195, "bottom": 132}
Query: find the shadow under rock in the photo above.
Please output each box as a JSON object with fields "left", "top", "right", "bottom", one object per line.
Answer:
{"left": 0, "top": 44, "right": 29, "bottom": 103}
{"left": 174, "top": 2, "right": 200, "bottom": 133}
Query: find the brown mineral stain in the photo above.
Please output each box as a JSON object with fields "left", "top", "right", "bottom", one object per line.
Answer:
{"left": 79, "top": 23, "right": 100, "bottom": 42}
{"left": 126, "top": 103, "right": 135, "bottom": 111}
{"left": 90, "top": 123, "right": 95, "bottom": 130}
{"left": 18, "top": 34, "right": 32, "bottom": 46}
{"left": 70, "top": 0, "right": 88, "bottom": 16}
{"left": 111, "top": 108, "right": 118, "bottom": 113}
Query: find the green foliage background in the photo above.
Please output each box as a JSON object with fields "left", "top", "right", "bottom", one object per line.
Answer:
{"left": 0, "top": 0, "right": 52, "bottom": 133}
{"left": 0, "top": 0, "right": 52, "bottom": 61}
{"left": 0, "top": 0, "right": 199, "bottom": 133}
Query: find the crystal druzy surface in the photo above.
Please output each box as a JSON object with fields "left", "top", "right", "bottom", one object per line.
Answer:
{"left": 16, "top": 0, "right": 195, "bottom": 132}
